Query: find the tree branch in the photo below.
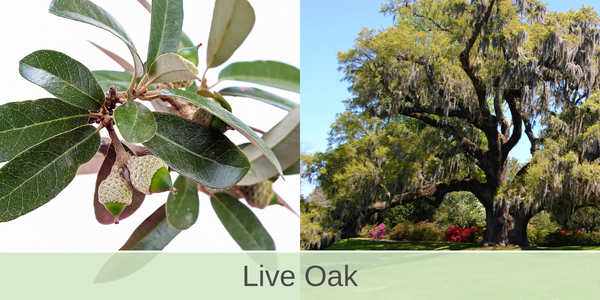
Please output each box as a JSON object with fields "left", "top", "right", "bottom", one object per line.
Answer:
{"left": 523, "top": 116, "right": 541, "bottom": 155}
{"left": 460, "top": 0, "right": 496, "bottom": 119}
{"left": 369, "top": 176, "right": 485, "bottom": 212}
{"left": 413, "top": 12, "right": 451, "bottom": 32}
{"left": 502, "top": 89, "right": 523, "bottom": 156}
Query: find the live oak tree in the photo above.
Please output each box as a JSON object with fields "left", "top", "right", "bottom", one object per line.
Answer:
{"left": 306, "top": 0, "right": 600, "bottom": 246}
{"left": 0, "top": 0, "right": 299, "bottom": 250}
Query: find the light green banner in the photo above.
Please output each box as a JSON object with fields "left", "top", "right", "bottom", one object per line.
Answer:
{"left": 0, "top": 252, "right": 598, "bottom": 299}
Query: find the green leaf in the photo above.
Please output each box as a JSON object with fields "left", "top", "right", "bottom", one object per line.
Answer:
{"left": 158, "top": 89, "right": 283, "bottom": 178}
{"left": 93, "top": 144, "right": 145, "bottom": 225}
{"left": 120, "top": 204, "right": 181, "bottom": 250}
{"left": 210, "top": 192, "right": 275, "bottom": 250}
{"left": 49, "top": 0, "right": 144, "bottom": 77}
{"left": 237, "top": 105, "right": 299, "bottom": 185}
{"left": 218, "top": 61, "right": 300, "bottom": 93}
{"left": 19, "top": 50, "right": 105, "bottom": 110}
{"left": 143, "top": 112, "right": 251, "bottom": 189}
{"left": 92, "top": 70, "right": 133, "bottom": 92}
{"left": 218, "top": 86, "right": 297, "bottom": 111}
{"left": 146, "top": 0, "right": 184, "bottom": 69}
{"left": 0, "top": 125, "right": 100, "bottom": 222}
{"left": 180, "top": 31, "right": 194, "bottom": 48}
{"left": 166, "top": 175, "right": 199, "bottom": 230}
{"left": 206, "top": 0, "right": 255, "bottom": 69}
{"left": 283, "top": 159, "right": 300, "bottom": 175}
{"left": 114, "top": 93, "right": 156, "bottom": 143}
{"left": 147, "top": 53, "right": 199, "bottom": 85}
{"left": 0, "top": 98, "right": 90, "bottom": 162}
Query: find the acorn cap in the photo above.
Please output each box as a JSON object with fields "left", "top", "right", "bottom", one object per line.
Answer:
{"left": 237, "top": 180, "right": 275, "bottom": 209}
{"left": 127, "top": 155, "right": 172, "bottom": 195}
{"left": 104, "top": 203, "right": 127, "bottom": 222}
{"left": 150, "top": 167, "right": 173, "bottom": 193}
{"left": 98, "top": 166, "right": 133, "bottom": 224}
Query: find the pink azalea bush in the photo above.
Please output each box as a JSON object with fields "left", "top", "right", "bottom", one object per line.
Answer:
{"left": 370, "top": 223, "right": 387, "bottom": 239}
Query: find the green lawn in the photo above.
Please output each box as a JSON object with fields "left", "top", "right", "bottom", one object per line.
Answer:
{"left": 323, "top": 238, "right": 600, "bottom": 250}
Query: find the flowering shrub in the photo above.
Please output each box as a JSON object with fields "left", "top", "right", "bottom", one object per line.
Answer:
{"left": 388, "top": 220, "right": 445, "bottom": 241}
{"left": 445, "top": 226, "right": 478, "bottom": 243}
{"left": 359, "top": 224, "right": 379, "bottom": 238}
{"left": 370, "top": 223, "right": 387, "bottom": 239}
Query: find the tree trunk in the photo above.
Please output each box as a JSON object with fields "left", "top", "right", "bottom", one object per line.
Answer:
{"left": 483, "top": 199, "right": 533, "bottom": 246}
{"left": 340, "top": 218, "right": 362, "bottom": 239}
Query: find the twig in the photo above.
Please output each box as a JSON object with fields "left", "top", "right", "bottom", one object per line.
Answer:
{"left": 105, "top": 121, "right": 130, "bottom": 167}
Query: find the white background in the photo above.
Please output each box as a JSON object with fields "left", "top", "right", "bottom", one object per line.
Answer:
{"left": 0, "top": 0, "right": 300, "bottom": 251}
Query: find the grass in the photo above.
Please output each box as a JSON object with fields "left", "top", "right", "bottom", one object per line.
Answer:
{"left": 323, "top": 238, "right": 600, "bottom": 250}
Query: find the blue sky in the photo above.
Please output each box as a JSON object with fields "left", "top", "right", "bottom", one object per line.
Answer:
{"left": 301, "top": 0, "right": 598, "bottom": 195}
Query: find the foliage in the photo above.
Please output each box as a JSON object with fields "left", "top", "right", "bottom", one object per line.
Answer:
{"left": 300, "top": 189, "right": 342, "bottom": 250}
{"left": 359, "top": 224, "right": 379, "bottom": 238}
{"left": 564, "top": 207, "right": 600, "bottom": 232}
{"left": 304, "top": 0, "right": 600, "bottom": 246}
{"left": 527, "top": 211, "right": 562, "bottom": 246}
{"left": 434, "top": 191, "right": 485, "bottom": 228}
{"left": 0, "top": 0, "right": 299, "bottom": 251}
{"left": 540, "top": 230, "right": 600, "bottom": 247}
{"left": 384, "top": 201, "right": 436, "bottom": 228}
{"left": 508, "top": 92, "right": 600, "bottom": 224}
{"left": 387, "top": 220, "right": 445, "bottom": 242}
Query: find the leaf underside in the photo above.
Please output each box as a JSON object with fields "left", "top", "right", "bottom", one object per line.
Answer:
{"left": 238, "top": 105, "right": 300, "bottom": 185}
{"left": 0, "top": 125, "right": 100, "bottom": 222}
{"left": 211, "top": 192, "right": 275, "bottom": 250}
{"left": 147, "top": 53, "right": 198, "bottom": 84}
{"left": 218, "top": 61, "right": 300, "bottom": 93}
{"left": 143, "top": 112, "right": 251, "bottom": 189}
{"left": 0, "top": 98, "right": 90, "bottom": 162}
{"left": 218, "top": 86, "right": 297, "bottom": 111}
{"left": 206, "top": 0, "right": 255, "bottom": 69}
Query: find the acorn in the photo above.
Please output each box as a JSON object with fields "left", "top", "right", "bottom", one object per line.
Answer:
{"left": 237, "top": 180, "right": 275, "bottom": 209}
{"left": 187, "top": 91, "right": 232, "bottom": 132}
{"left": 127, "top": 155, "right": 173, "bottom": 195}
{"left": 98, "top": 166, "right": 133, "bottom": 224}
{"left": 177, "top": 45, "right": 200, "bottom": 66}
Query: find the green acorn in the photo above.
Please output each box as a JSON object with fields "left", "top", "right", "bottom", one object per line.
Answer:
{"left": 127, "top": 155, "right": 173, "bottom": 195}
{"left": 98, "top": 166, "right": 133, "bottom": 224}
{"left": 177, "top": 45, "right": 200, "bottom": 66}
{"left": 187, "top": 90, "right": 232, "bottom": 132}
{"left": 237, "top": 180, "right": 275, "bottom": 209}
